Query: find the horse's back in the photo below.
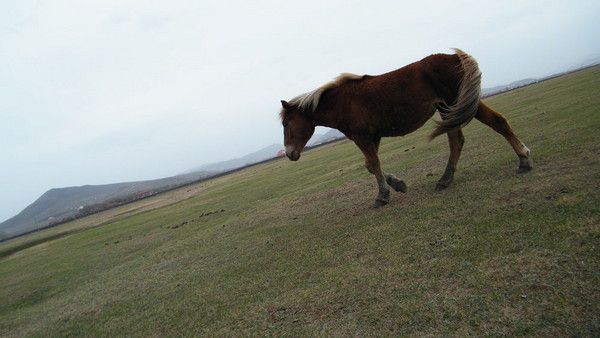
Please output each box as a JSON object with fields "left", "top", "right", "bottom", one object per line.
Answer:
{"left": 355, "top": 53, "right": 461, "bottom": 103}
{"left": 342, "top": 53, "right": 460, "bottom": 135}
{"left": 320, "top": 52, "right": 465, "bottom": 137}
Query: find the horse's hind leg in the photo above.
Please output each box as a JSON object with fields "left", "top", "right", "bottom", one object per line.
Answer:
{"left": 436, "top": 129, "right": 464, "bottom": 191}
{"left": 475, "top": 102, "right": 533, "bottom": 173}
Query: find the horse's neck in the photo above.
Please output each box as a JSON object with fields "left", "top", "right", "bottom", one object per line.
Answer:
{"left": 311, "top": 109, "right": 338, "bottom": 130}
{"left": 310, "top": 93, "right": 344, "bottom": 130}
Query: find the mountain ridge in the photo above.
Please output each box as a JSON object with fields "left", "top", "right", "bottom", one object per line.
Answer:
{"left": 0, "top": 171, "right": 214, "bottom": 240}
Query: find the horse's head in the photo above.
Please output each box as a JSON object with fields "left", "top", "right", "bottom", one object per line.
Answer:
{"left": 279, "top": 100, "right": 315, "bottom": 161}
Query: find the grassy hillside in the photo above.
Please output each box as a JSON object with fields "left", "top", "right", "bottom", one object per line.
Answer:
{"left": 0, "top": 171, "right": 215, "bottom": 240}
{"left": 1, "top": 67, "right": 599, "bottom": 336}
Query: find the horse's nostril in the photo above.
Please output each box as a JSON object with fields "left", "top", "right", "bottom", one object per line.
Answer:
{"left": 287, "top": 150, "right": 300, "bottom": 161}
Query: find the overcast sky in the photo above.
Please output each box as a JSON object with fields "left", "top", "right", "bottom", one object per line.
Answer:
{"left": 1, "top": 0, "right": 599, "bottom": 222}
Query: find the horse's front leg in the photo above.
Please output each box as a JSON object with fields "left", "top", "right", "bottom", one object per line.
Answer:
{"left": 385, "top": 173, "right": 408, "bottom": 193}
{"left": 354, "top": 136, "right": 390, "bottom": 207}
{"left": 365, "top": 154, "right": 390, "bottom": 207}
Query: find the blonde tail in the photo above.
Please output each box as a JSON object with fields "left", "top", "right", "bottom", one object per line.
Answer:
{"left": 429, "top": 48, "right": 482, "bottom": 140}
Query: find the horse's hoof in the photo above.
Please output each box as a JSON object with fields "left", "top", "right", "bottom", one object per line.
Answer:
{"left": 517, "top": 165, "right": 532, "bottom": 174}
{"left": 387, "top": 177, "right": 408, "bottom": 193}
{"left": 374, "top": 190, "right": 390, "bottom": 207}
{"left": 517, "top": 157, "right": 533, "bottom": 173}
{"left": 374, "top": 198, "right": 389, "bottom": 208}
{"left": 518, "top": 150, "right": 533, "bottom": 174}
{"left": 435, "top": 182, "right": 449, "bottom": 191}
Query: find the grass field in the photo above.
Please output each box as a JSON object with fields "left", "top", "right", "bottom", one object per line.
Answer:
{"left": 1, "top": 67, "right": 599, "bottom": 336}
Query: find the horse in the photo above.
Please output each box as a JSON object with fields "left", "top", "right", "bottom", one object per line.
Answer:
{"left": 279, "top": 49, "right": 533, "bottom": 207}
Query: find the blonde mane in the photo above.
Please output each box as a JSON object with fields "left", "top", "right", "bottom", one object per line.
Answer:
{"left": 289, "top": 73, "right": 363, "bottom": 112}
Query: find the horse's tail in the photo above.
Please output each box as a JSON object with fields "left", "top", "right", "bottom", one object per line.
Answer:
{"left": 429, "top": 48, "right": 482, "bottom": 141}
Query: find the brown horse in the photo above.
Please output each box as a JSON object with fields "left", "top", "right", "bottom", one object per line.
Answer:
{"left": 279, "top": 49, "right": 532, "bottom": 206}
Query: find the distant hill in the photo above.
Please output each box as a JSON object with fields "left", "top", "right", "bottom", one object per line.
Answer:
{"left": 0, "top": 171, "right": 214, "bottom": 240}
{"left": 574, "top": 55, "right": 600, "bottom": 69}
{"left": 185, "top": 144, "right": 284, "bottom": 174}
{"left": 184, "top": 131, "right": 346, "bottom": 176}
{"left": 483, "top": 78, "right": 540, "bottom": 97}
{"left": 313, "top": 129, "right": 345, "bottom": 144}
{"left": 482, "top": 58, "right": 600, "bottom": 98}
{"left": 2, "top": 144, "right": 291, "bottom": 241}
{"left": 306, "top": 132, "right": 325, "bottom": 147}
{"left": 306, "top": 129, "right": 345, "bottom": 147}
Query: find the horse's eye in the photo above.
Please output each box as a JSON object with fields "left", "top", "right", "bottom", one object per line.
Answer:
{"left": 283, "top": 121, "right": 288, "bottom": 127}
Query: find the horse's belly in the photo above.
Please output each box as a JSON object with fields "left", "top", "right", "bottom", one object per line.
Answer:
{"left": 379, "top": 107, "right": 436, "bottom": 136}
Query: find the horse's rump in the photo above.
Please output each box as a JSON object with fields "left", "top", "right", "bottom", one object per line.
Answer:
{"left": 429, "top": 49, "right": 482, "bottom": 140}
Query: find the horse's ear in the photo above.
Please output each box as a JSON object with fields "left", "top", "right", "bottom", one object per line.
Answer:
{"left": 280, "top": 100, "right": 290, "bottom": 109}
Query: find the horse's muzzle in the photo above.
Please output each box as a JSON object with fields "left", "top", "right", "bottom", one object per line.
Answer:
{"left": 286, "top": 150, "right": 300, "bottom": 161}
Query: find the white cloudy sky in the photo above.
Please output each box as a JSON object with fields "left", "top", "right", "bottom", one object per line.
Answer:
{"left": 1, "top": 0, "right": 599, "bottom": 221}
